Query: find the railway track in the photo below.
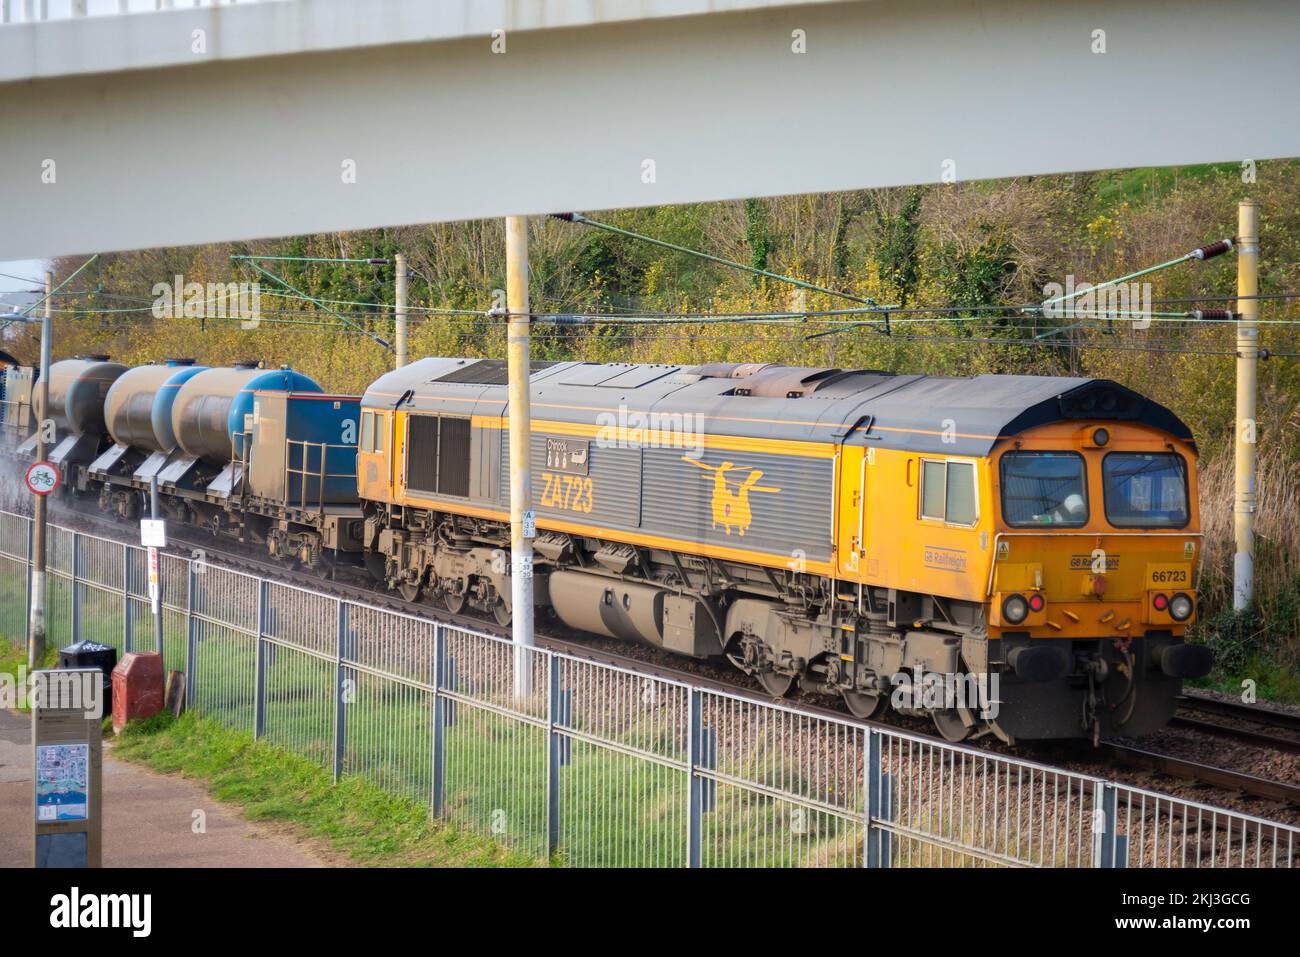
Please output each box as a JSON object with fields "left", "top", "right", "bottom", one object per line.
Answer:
{"left": 1103, "top": 743, "right": 1300, "bottom": 807}
{"left": 1171, "top": 692, "right": 1300, "bottom": 755}
{"left": 43, "top": 501, "right": 1300, "bottom": 814}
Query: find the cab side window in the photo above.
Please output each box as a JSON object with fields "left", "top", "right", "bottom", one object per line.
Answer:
{"left": 921, "top": 460, "right": 946, "bottom": 520}
{"left": 360, "top": 410, "right": 374, "bottom": 453}
{"left": 946, "top": 462, "right": 976, "bottom": 524}
{"left": 373, "top": 413, "right": 385, "bottom": 453}
{"left": 919, "top": 459, "right": 978, "bottom": 526}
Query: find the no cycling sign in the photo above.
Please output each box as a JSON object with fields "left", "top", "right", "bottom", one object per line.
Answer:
{"left": 24, "top": 461, "right": 59, "bottom": 496}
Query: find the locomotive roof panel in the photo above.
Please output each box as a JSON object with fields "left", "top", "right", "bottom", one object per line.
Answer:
{"left": 362, "top": 357, "right": 1193, "bottom": 456}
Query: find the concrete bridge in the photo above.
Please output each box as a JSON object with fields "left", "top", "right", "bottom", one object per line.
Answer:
{"left": 1, "top": 0, "right": 1298, "bottom": 259}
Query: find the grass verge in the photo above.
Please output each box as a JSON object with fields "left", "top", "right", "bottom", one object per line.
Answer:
{"left": 0, "top": 634, "right": 58, "bottom": 710}
{"left": 112, "top": 710, "right": 542, "bottom": 868}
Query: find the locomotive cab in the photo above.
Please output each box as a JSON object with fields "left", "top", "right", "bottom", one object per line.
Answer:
{"left": 985, "top": 418, "right": 1211, "bottom": 741}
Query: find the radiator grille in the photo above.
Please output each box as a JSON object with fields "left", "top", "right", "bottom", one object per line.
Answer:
{"left": 437, "top": 416, "right": 471, "bottom": 497}
{"left": 406, "top": 414, "right": 440, "bottom": 494}
{"left": 406, "top": 414, "right": 471, "bottom": 497}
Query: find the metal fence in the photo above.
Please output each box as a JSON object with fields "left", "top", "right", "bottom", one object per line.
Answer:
{"left": 1, "top": 507, "right": 1296, "bottom": 868}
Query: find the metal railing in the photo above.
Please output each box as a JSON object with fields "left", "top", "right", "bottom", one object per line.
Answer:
{"left": 284, "top": 437, "right": 354, "bottom": 513}
{"left": 228, "top": 430, "right": 353, "bottom": 514}
{"left": 0, "top": 397, "right": 33, "bottom": 440}
{"left": 0, "top": 506, "right": 1295, "bottom": 868}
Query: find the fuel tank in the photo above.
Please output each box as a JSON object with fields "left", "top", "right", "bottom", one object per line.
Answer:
{"left": 548, "top": 571, "right": 666, "bottom": 647}
{"left": 104, "top": 360, "right": 207, "bottom": 452}
{"left": 35, "top": 357, "right": 128, "bottom": 436}
{"left": 170, "top": 364, "right": 322, "bottom": 466}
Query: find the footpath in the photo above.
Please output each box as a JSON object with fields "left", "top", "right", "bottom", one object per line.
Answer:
{"left": 0, "top": 707, "right": 326, "bottom": 867}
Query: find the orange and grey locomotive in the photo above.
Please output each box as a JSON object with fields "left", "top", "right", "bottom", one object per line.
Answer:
{"left": 357, "top": 357, "right": 1211, "bottom": 743}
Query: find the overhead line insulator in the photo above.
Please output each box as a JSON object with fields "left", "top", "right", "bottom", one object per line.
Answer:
{"left": 1190, "top": 239, "right": 1233, "bottom": 260}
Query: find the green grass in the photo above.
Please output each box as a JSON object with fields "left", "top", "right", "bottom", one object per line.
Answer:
{"left": 1189, "top": 597, "right": 1300, "bottom": 706}
{"left": 113, "top": 711, "right": 540, "bottom": 867}
{"left": 1, "top": 633, "right": 58, "bottom": 710}
{"left": 1189, "top": 657, "right": 1300, "bottom": 705}
{"left": 1088, "top": 162, "right": 1244, "bottom": 208}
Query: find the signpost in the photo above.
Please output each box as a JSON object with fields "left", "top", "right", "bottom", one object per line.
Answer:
{"left": 32, "top": 668, "right": 103, "bottom": 868}
{"left": 29, "top": 270, "right": 55, "bottom": 670}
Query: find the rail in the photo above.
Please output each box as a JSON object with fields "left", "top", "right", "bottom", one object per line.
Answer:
{"left": 0, "top": 506, "right": 1296, "bottom": 868}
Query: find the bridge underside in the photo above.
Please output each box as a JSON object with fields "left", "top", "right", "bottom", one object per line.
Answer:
{"left": 1, "top": 0, "right": 1298, "bottom": 259}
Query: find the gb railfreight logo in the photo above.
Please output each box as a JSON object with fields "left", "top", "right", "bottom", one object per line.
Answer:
{"left": 682, "top": 456, "right": 781, "bottom": 537}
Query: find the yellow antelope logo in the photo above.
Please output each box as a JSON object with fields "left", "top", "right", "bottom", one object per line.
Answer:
{"left": 683, "top": 457, "right": 781, "bottom": 537}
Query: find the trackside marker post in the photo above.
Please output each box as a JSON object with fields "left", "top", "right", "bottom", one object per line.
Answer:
{"left": 395, "top": 252, "right": 408, "bottom": 369}
{"left": 505, "top": 215, "right": 535, "bottom": 699}
{"left": 1234, "top": 200, "right": 1259, "bottom": 611}
{"left": 143, "top": 476, "right": 166, "bottom": 672}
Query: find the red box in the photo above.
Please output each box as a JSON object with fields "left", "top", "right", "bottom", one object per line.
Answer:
{"left": 111, "top": 651, "right": 165, "bottom": 734}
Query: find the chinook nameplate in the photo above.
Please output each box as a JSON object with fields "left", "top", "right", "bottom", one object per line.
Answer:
{"left": 545, "top": 437, "right": 589, "bottom": 475}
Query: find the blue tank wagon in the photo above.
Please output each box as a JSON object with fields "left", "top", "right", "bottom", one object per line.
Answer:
{"left": 242, "top": 390, "right": 365, "bottom": 565}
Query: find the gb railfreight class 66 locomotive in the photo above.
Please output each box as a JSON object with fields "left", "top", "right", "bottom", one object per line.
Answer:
{"left": 1, "top": 355, "right": 1213, "bottom": 743}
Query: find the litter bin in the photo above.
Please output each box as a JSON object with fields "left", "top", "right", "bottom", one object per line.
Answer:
{"left": 57, "top": 640, "right": 117, "bottom": 720}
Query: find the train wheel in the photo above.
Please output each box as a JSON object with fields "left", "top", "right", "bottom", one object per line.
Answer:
{"left": 843, "top": 690, "right": 885, "bottom": 719}
{"left": 932, "top": 708, "right": 971, "bottom": 743}
{"left": 398, "top": 581, "right": 422, "bottom": 603}
{"left": 443, "top": 590, "right": 466, "bottom": 614}
{"left": 757, "top": 670, "right": 796, "bottom": 698}
{"left": 492, "top": 601, "right": 512, "bottom": 627}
